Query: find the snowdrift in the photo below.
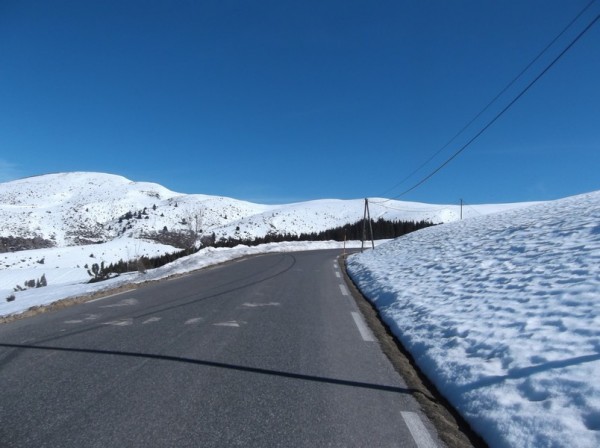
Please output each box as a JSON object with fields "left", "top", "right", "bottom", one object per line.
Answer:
{"left": 347, "top": 190, "right": 600, "bottom": 448}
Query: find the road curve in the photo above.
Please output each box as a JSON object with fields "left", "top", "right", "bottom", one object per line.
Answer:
{"left": 0, "top": 250, "right": 443, "bottom": 447}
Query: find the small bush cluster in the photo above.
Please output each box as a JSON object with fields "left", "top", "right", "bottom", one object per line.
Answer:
{"left": 87, "top": 262, "right": 111, "bottom": 283}
{"left": 13, "top": 274, "right": 47, "bottom": 292}
{"left": 86, "top": 246, "right": 200, "bottom": 283}
{"left": 141, "top": 229, "right": 198, "bottom": 249}
{"left": 1, "top": 236, "right": 55, "bottom": 253}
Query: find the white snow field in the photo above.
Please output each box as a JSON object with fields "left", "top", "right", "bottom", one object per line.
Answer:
{"left": 347, "top": 190, "right": 600, "bottom": 448}
{"left": 0, "top": 172, "right": 534, "bottom": 246}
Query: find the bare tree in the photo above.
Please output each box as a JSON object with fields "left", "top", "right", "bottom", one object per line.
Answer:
{"left": 185, "top": 207, "right": 204, "bottom": 249}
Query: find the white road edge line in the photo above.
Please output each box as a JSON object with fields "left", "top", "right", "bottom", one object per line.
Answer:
{"left": 350, "top": 311, "right": 375, "bottom": 342}
{"left": 339, "top": 284, "right": 349, "bottom": 296}
{"left": 401, "top": 411, "right": 437, "bottom": 448}
{"left": 87, "top": 291, "right": 130, "bottom": 303}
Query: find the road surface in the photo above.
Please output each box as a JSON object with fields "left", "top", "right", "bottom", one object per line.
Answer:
{"left": 0, "top": 250, "right": 443, "bottom": 447}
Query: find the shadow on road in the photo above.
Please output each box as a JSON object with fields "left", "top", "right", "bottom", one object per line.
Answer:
{"left": 0, "top": 341, "right": 417, "bottom": 396}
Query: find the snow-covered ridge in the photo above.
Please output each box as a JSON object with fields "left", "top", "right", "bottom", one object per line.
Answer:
{"left": 0, "top": 171, "right": 533, "bottom": 248}
{"left": 0, "top": 172, "right": 266, "bottom": 246}
{"left": 347, "top": 190, "right": 600, "bottom": 447}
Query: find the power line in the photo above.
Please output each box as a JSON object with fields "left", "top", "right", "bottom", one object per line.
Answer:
{"left": 389, "top": 12, "right": 600, "bottom": 200}
{"left": 370, "top": 201, "right": 447, "bottom": 213}
{"left": 376, "top": 0, "right": 598, "bottom": 200}
{"left": 370, "top": 196, "right": 482, "bottom": 216}
{"left": 462, "top": 201, "right": 484, "bottom": 217}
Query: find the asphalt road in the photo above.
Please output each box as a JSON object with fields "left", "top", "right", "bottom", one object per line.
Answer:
{"left": 0, "top": 250, "right": 443, "bottom": 447}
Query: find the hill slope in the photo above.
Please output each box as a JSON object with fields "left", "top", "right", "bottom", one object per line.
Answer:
{"left": 348, "top": 190, "right": 600, "bottom": 447}
{"left": 0, "top": 172, "right": 534, "bottom": 248}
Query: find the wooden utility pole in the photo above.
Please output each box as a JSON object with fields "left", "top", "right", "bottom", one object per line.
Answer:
{"left": 460, "top": 198, "right": 463, "bottom": 220}
{"left": 367, "top": 200, "right": 375, "bottom": 250}
{"left": 361, "top": 198, "right": 375, "bottom": 252}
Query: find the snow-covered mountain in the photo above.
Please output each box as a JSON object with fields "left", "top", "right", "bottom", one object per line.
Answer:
{"left": 0, "top": 172, "right": 265, "bottom": 247}
{"left": 0, "top": 171, "right": 534, "bottom": 249}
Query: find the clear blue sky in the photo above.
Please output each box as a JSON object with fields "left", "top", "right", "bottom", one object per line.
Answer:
{"left": 1, "top": 0, "right": 598, "bottom": 205}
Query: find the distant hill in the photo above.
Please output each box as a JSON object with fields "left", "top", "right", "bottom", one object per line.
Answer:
{"left": 0, "top": 172, "right": 536, "bottom": 251}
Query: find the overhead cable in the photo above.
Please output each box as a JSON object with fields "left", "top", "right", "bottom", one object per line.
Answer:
{"left": 375, "top": 0, "right": 598, "bottom": 201}
{"left": 389, "top": 12, "right": 600, "bottom": 200}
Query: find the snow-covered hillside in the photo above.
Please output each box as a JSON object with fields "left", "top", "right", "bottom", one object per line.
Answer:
{"left": 0, "top": 172, "right": 269, "bottom": 247}
{"left": 347, "top": 190, "right": 600, "bottom": 448}
{"left": 0, "top": 172, "right": 533, "bottom": 248}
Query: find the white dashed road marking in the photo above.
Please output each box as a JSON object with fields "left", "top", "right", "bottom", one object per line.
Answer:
{"left": 100, "top": 298, "right": 139, "bottom": 308}
{"left": 339, "top": 284, "right": 349, "bottom": 296}
{"left": 185, "top": 317, "right": 204, "bottom": 325}
{"left": 214, "top": 321, "right": 241, "bottom": 327}
{"left": 335, "top": 271, "right": 341, "bottom": 278}
{"left": 102, "top": 318, "right": 133, "bottom": 327}
{"left": 401, "top": 411, "right": 437, "bottom": 448}
{"left": 351, "top": 312, "right": 375, "bottom": 342}
{"left": 142, "top": 317, "right": 161, "bottom": 324}
{"left": 242, "top": 302, "right": 281, "bottom": 308}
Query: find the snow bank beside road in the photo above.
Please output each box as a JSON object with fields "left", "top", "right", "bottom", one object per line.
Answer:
{"left": 347, "top": 191, "right": 600, "bottom": 448}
